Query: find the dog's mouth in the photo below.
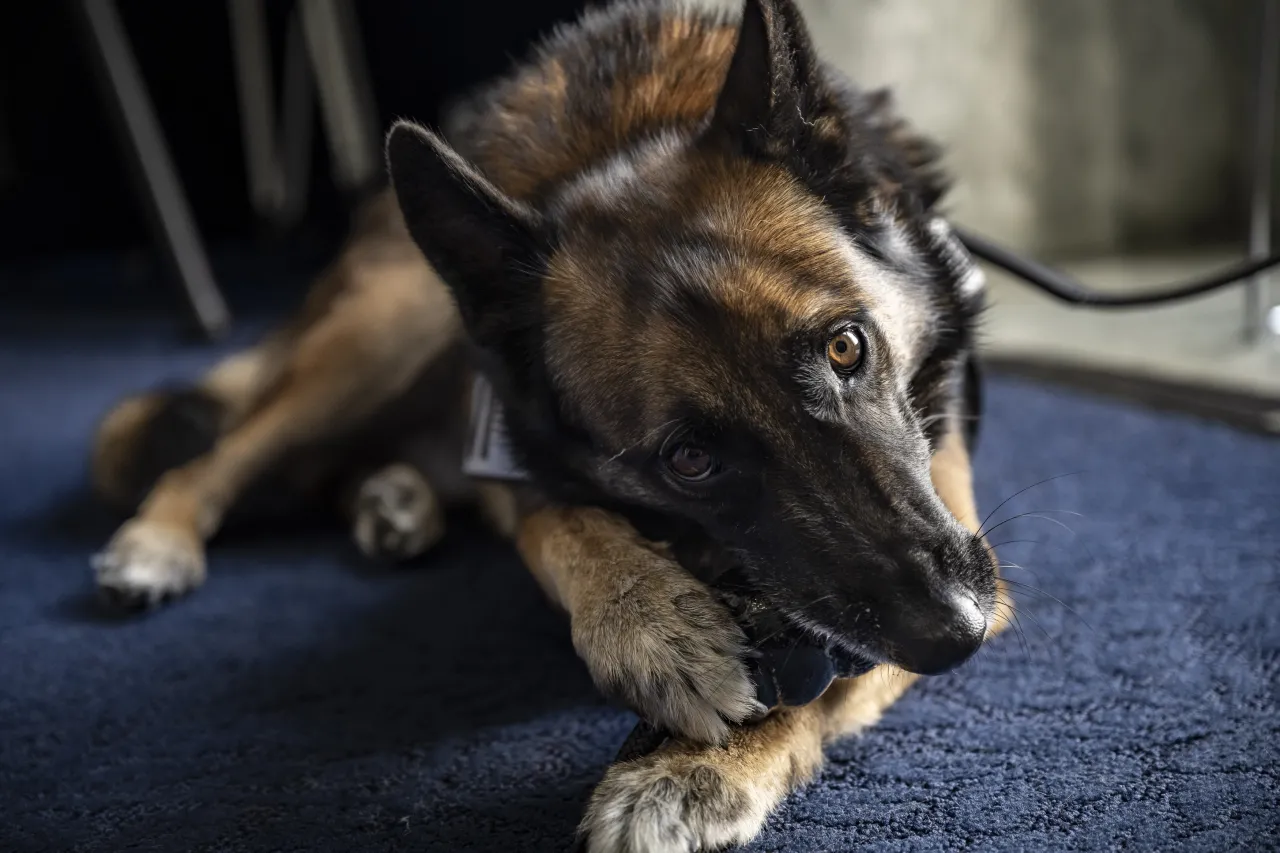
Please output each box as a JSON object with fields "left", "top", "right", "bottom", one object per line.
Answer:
{"left": 711, "top": 568, "right": 877, "bottom": 710}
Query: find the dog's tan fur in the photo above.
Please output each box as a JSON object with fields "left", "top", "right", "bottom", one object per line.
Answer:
{"left": 572, "top": 433, "right": 1008, "bottom": 850}
{"left": 93, "top": 190, "right": 474, "bottom": 597}
{"left": 90, "top": 2, "right": 1008, "bottom": 850}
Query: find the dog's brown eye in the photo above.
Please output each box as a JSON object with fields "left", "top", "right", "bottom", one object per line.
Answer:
{"left": 668, "top": 443, "right": 715, "bottom": 481}
{"left": 827, "top": 329, "right": 863, "bottom": 373}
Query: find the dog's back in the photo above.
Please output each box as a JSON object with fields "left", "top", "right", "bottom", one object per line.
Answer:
{"left": 91, "top": 3, "right": 762, "bottom": 515}
{"left": 445, "top": 4, "right": 743, "bottom": 200}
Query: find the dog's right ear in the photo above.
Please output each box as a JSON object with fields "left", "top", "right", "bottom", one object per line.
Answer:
{"left": 703, "top": 0, "right": 821, "bottom": 161}
{"left": 385, "top": 121, "right": 546, "bottom": 348}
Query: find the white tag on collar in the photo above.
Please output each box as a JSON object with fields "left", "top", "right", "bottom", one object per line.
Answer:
{"left": 462, "top": 373, "right": 531, "bottom": 482}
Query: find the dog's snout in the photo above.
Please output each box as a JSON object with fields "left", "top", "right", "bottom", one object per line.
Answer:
{"left": 883, "top": 588, "right": 987, "bottom": 676}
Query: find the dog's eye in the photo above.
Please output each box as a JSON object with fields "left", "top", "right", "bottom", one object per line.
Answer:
{"left": 666, "top": 442, "right": 717, "bottom": 482}
{"left": 827, "top": 329, "right": 864, "bottom": 374}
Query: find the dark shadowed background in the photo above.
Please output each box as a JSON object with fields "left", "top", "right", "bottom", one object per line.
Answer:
{"left": 0, "top": 0, "right": 589, "bottom": 262}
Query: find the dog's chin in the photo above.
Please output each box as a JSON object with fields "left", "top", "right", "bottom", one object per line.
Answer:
{"left": 826, "top": 642, "right": 879, "bottom": 678}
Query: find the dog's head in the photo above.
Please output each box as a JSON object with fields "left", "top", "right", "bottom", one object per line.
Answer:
{"left": 387, "top": 0, "right": 996, "bottom": 677}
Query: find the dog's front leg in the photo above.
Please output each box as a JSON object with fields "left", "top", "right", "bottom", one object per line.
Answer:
{"left": 516, "top": 506, "right": 761, "bottom": 745}
{"left": 580, "top": 421, "right": 1010, "bottom": 853}
{"left": 580, "top": 666, "right": 919, "bottom": 853}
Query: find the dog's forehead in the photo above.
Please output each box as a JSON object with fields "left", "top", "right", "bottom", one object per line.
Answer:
{"left": 542, "top": 155, "right": 932, "bottom": 446}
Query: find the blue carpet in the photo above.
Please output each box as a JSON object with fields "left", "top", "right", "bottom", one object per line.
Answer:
{"left": 1, "top": 315, "right": 1277, "bottom": 852}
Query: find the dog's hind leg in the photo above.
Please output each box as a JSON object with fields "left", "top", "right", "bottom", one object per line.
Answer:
{"left": 345, "top": 466, "right": 518, "bottom": 563}
{"left": 90, "top": 334, "right": 294, "bottom": 514}
{"left": 347, "top": 462, "right": 446, "bottom": 562}
{"left": 93, "top": 263, "right": 459, "bottom": 609}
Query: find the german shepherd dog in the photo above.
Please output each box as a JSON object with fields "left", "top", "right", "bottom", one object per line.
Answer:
{"left": 90, "top": 0, "right": 1009, "bottom": 849}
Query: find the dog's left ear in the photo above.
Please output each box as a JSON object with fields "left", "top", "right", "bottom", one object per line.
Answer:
{"left": 385, "top": 121, "right": 546, "bottom": 352}
{"left": 703, "top": 0, "right": 822, "bottom": 161}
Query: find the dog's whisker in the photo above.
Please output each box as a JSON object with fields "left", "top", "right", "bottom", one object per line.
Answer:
{"left": 1000, "top": 578, "right": 1094, "bottom": 634}
{"left": 996, "top": 595, "right": 1051, "bottom": 645}
{"left": 986, "top": 537, "right": 1083, "bottom": 567}
{"left": 918, "top": 412, "right": 981, "bottom": 430}
{"left": 1009, "top": 611, "right": 1034, "bottom": 660}
{"left": 606, "top": 418, "right": 682, "bottom": 462}
{"left": 983, "top": 510, "right": 1078, "bottom": 540}
{"left": 983, "top": 511, "right": 1098, "bottom": 566}
{"left": 986, "top": 538, "right": 1046, "bottom": 553}
{"left": 1008, "top": 602, "right": 1055, "bottom": 647}
{"left": 978, "top": 471, "right": 1086, "bottom": 537}
{"left": 993, "top": 600, "right": 1031, "bottom": 662}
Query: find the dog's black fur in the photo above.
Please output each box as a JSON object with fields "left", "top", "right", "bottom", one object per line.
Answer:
{"left": 91, "top": 3, "right": 1005, "bottom": 847}
{"left": 388, "top": 0, "right": 996, "bottom": 678}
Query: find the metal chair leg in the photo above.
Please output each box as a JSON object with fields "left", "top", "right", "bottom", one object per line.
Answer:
{"left": 75, "top": 0, "right": 231, "bottom": 340}
{"left": 1246, "top": 0, "right": 1279, "bottom": 344}
{"left": 229, "top": 0, "right": 284, "bottom": 221}
{"left": 228, "top": 0, "right": 314, "bottom": 230}
{"left": 277, "top": 7, "right": 316, "bottom": 227}
{"left": 301, "top": 0, "right": 381, "bottom": 196}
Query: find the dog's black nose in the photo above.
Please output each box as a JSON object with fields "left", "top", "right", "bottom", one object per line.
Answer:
{"left": 884, "top": 590, "right": 987, "bottom": 675}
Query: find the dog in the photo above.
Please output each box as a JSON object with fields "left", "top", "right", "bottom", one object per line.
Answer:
{"left": 90, "top": 1, "right": 1010, "bottom": 849}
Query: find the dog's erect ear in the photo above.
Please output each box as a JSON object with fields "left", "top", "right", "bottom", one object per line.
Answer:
{"left": 705, "top": 0, "right": 821, "bottom": 159}
{"left": 385, "top": 121, "right": 545, "bottom": 348}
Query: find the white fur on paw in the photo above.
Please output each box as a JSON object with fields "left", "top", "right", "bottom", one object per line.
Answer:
{"left": 573, "top": 561, "right": 761, "bottom": 745}
{"left": 582, "top": 756, "right": 769, "bottom": 853}
{"left": 353, "top": 464, "right": 442, "bottom": 561}
{"left": 92, "top": 520, "right": 205, "bottom": 609}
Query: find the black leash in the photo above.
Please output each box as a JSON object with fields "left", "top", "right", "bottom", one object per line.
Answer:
{"left": 954, "top": 227, "right": 1280, "bottom": 308}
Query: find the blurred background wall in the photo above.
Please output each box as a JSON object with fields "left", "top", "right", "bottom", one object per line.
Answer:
{"left": 0, "top": 0, "right": 1267, "bottom": 263}
{"left": 0, "top": 0, "right": 592, "bottom": 264}
{"left": 693, "top": 0, "right": 1280, "bottom": 410}
{"left": 715, "top": 0, "right": 1264, "bottom": 258}
{"left": 0, "top": 0, "right": 1274, "bottom": 409}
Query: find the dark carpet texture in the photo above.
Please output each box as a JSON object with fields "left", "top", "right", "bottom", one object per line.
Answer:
{"left": 1, "top": 314, "right": 1278, "bottom": 853}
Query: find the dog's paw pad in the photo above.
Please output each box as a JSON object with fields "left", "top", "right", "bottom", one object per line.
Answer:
{"left": 582, "top": 758, "right": 766, "bottom": 853}
{"left": 92, "top": 521, "right": 205, "bottom": 610}
{"left": 353, "top": 464, "right": 443, "bottom": 561}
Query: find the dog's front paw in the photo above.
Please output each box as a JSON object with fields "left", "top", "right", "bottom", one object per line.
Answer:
{"left": 581, "top": 749, "right": 771, "bottom": 853}
{"left": 92, "top": 518, "right": 205, "bottom": 610}
{"left": 352, "top": 464, "right": 443, "bottom": 561}
{"left": 572, "top": 553, "right": 760, "bottom": 745}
